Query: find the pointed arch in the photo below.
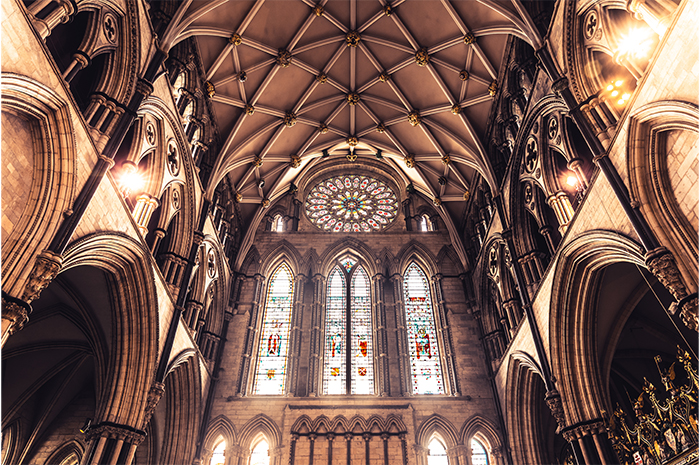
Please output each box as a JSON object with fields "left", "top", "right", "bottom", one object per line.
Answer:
{"left": 259, "top": 240, "right": 303, "bottom": 277}
{"left": 460, "top": 415, "right": 503, "bottom": 462}
{"left": 318, "top": 237, "right": 379, "bottom": 277}
{"left": 239, "top": 414, "right": 282, "bottom": 451}
{"left": 203, "top": 415, "right": 238, "bottom": 464}
{"left": 61, "top": 232, "right": 159, "bottom": 427}
{"left": 549, "top": 230, "right": 646, "bottom": 425}
{"left": 415, "top": 414, "right": 459, "bottom": 448}
{"left": 43, "top": 439, "right": 85, "bottom": 465}
{"left": 396, "top": 241, "right": 439, "bottom": 278}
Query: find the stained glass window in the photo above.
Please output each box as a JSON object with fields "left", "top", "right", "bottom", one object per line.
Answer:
{"left": 305, "top": 175, "right": 398, "bottom": 232}
{"left": 351, "top": 266, "right": 374, "bottom": 394}
{"left": 471, "top": 439, "right": 489, "bottom": 465}
{"left": 404, "top": 263, "right": 444, "bottom": 394}
{"left": 253, "top": 264, "right": 294, "bottom": 395}
{"left": 323, "top": 262, "right": 375, "bottom": 394}
{"left": 323, "top": 267, "right": 347, "bottom": 394}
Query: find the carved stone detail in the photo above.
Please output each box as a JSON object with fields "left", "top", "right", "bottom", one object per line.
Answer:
{"left": 459, "top": 70, "right": 469, "bottom": 81}
{"left": 312, "top": 4, "right": 324, "bottom": 16}
{"left": 408, "top": 110, "right": 421, "bottom": 126}
{"left": 290, "top": 154, "right": 302, "bottom": 168}
{"left": 346, "top": 31, "right": 360, "bottom": 47}
{"left": 415, "top": 48, "right": 429, "bottom": 67}
{"left": 245, "top": 104, "right": 255, "bottom": 115}
{"left": 229, "top": 32, "right": 242, "bottom": 46}
{"left": 545, "top": 389, "right": 567, "bottom": 433}
{"left": 22, "top": 250, "right": 63, "bottom": 303}
{"left": 488, "top": 80, "right": 498, "bottom": 96}
{"left": 346, "top": 92, "right": 360, "bottom": 105}
{"left": 143, "top": 382, "right": 165, "bottom": 425}
{"left": 404, "top": 153, "right": 415, "bottom": 168}
{"left": 645, "top": 247, "right": 698, "bottom": 331}
{"left": 276, "top": 49, "right": 292, "bottom": 67}
{"left": 463, "top": 32, "right": 476, "bottom": 44}
{"left": 204, "top": 81, "right": 215, "bottom": 98}
{"left": 283, "top": 111, "right": 297, "bottom": 127}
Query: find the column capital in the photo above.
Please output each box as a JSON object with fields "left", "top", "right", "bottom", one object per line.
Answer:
{"left": 22, "top": 250, "right": 63, "bottom": 304}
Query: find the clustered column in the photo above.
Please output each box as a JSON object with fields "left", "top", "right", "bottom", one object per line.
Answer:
{"left": 390, "top": 274, "right": 410, "bottom": 395}
{"left": 82, "top": 423, "right": 145, "bottom": 465}
{"left": 237, "top": 274, "right": 265, "bottom": 395}
{"left": 287, "top": 274, "right": 307, "bottom": 395}
{"left": 307, "top": 274, "right": 325, "bottom": 396}
{"left": 431, "top": 274, "right": 460, "bottom": 395}
{"left": 372, "top": 273, "right": 390, "bottom": 396}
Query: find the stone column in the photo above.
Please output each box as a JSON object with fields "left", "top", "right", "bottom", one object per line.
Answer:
{"left": 390, "top": 274, "right": 410, "bottom": 395}
{"left": 63, "top": 52, "right": 90, "bottom": 83}
{"left": 547, "top": 192, "right": 575, "bottom": 234}
{"left": 432, "top": 274, "right": 460, "bottom": 395}
{"left": 327, "top": 434, "right": 334, "bottom": 465}
{"left": 131, "top": 194, "right": 160, "bottom": 236}
{"left": 345, "top": 434, "right": 352, "bottom": 465}
{"left": 308, "top": 274, "right": 325, "bottom": 396}
{"left": 627, "top": 0, "right": 677, "bottom": 36}
{"left": 81, "top": 423, "right": 145, "bottom": 465}
{"left": 32, "top": 0, "right": 75, "bottom": 40}
{"left": 308, "top": 434, "right": 316, "bottom": 465}
{"left": 287, "top": 274, "right": 307, "bottom": 395}
{"left": 237, "top": 274, "right": 265, "bottom": 395}
{"left": 289, "top": 434, "right": 299, "bottom": 465}
{"left": 372, "top": 273, "right": 390, "bottom": 396}
{"left": 363, "top": 434, "right": 371, "bottom": 465}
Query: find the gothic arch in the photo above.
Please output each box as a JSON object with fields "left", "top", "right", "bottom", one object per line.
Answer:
{"left": 61, "top": 232, "right": 159, "bottom": 427}
{"left": 460, "top": 415, "right": 504, "bottom": 461}
{"left": 415, "top": 414, "right": 459, "bottom": 449}
{"left": 239, "top": 414, "right": 282, "bottom": 451}
{"left": 318, "top": 237, "right": 379, "bottom": 277}
{"left": 396, "top": 241, "right": 439, "bottom": 277}
{"left": 202, "top": 415, "right": 239, "bottom": 465}
{"left": 549, "top": 230, "right": 646, "bottom": 425}
{"left": 259, "top": 240, "right": 303, "bottom": 278}
{"left": 159, "top": 357, "right": 202, "bottom": 465}
{"left": 504, "top": 353, "right": 551, "bottom": 465}
{"left": 627, "top": 100, "right": 699, "bottom": 286}
{"left": 43, "top": 439, "right": 85, "bottom": 465}
{"left": 1, "top": 73, "right": 76, "bottom": 299}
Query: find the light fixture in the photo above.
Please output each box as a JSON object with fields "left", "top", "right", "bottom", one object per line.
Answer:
{"left": 258, "top": 179, "right": 265, "bottom": 188}
{"left": 118, "top": 163, "right": 144, "bottom": 198}
{"left": 566, "top": 175, "right": 578, "bottom": 187}
{"left": 615, "top": 27, "right": 654, "bottom": 61}
{"left": 80, "top": 418, "right": 92, "bottom": 434}
{"left": 321, "top": 149, "right": 329, "bottom": 158}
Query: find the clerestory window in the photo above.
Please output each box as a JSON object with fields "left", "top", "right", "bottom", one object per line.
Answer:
{"left": 252, "top": 263, "right": 294, "bottom": 395}
{"left": 323, "top": 256, "right": 375, "bottom": 394}
{"left": 404, "top": 263, "right": 444, "bottom": 394}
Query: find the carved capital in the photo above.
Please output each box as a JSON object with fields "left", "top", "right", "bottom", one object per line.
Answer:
{"left": 2, "top": 292, "right": 32, "bottom": 340}
{"left": 143, "top": 382, "right": 165, "bottom": 425}
{"left": 551, "top": 76, "right": 569, "bottom": 93}
{"left": 644, "top": 247, "right": 690, "bottom": 303}
{"left": 135, "top": 79, "right": 154, "bottom": 98}
{"left": 22, "top": 251, "right": 63, "bottom": 303}
{"left": 545, "top": 389, "right": 567, "bottom": 434}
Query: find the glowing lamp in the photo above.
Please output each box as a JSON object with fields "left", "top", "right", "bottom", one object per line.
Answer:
{"left": 119, "top": 166, "right": 144, "bottom": 197}
{"left": 566, "top": 176, "right": 578, "bottom": 187}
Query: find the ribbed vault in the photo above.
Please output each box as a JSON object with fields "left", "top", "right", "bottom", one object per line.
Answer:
{"left": 163, "top": 0, "right": 542, "bottom": 254}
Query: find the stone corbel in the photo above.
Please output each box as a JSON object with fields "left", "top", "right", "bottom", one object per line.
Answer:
{"left": 21, "top": 250, "right": 64, "bottom": 304}
{"left": 1, "top": 292, "right": 33, "bottom": 347}
{"left": 142, "top": 382, "right": 165, "bottom": 426}
{"left": 545, "top": 389, "right": 568, "bottom": 434}
{"left": 645, "top": 247, "right": 698, "bottom": 331}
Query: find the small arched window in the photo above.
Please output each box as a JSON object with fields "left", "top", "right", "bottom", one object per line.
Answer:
{"left": 403, "top": 263, "right": 444, "bottom": 394}
{"left": 427, "top": 437, "right": 449, "bottom": 465}
{"left": 271, "top": 214, "right": 284, "bottom": 232}
{"left": 173, "top": 72, "right": 186, "bottom": 100}
{"left": 183, "top": 100, "right": 195, "bottom": 118}
{"left": 210, "top": 440, "right": 226, "bottom": 465}
{"left": 471, "top": 439, "right": 489, "bottom": 465}
{"left": 250, "top": 439, "right": 270, "bottom": 465}
{"left": 419, "top": 214, "right": 433, "bottom": 232}
{"left": 253, "top": 263, "right": 294, "bottom": 395}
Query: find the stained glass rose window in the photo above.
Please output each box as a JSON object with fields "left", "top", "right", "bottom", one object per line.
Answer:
{"left": 305, "top": 175, "right": 398, "bottom": 232}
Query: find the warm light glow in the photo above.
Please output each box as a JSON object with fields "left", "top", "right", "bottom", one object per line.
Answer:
{"left": 606, "top": 84, "right": 614, "bottom": 91}
{"left": 614, "top": 80, "right": 624, "bottom": 87}
{"left": 119, "top": 169, "right": 144, "bottom": 195}
{"left": 566, "top": 176, "right": 578, "bottom": 187}
{"left": 611, "top": 90, "right": 619, "bottom": 97}
{"left": 622, "top": 93, "right": 630, "bottom": 100}
{"left": 616, "top": 28, "right": 653, "bottom": 60}
{"left": 618, "top": 99, "right": 625, "bottom": 105}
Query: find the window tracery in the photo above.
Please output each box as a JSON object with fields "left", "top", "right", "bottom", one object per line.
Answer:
{"left": 305, "top": 175, "right": 398, "bottom": 232}
{"left": 471, "top": 438, "right": 489, "bottom": 465}
{"left": 404, "top": 263, "right": 444, "bottom": 394}
{"left": 322, "top": 257, "right": 375, "bottom": 394}
{"left": 253, "top": 263, "right": 294, "bottom": 395}
{"left": 427, "top": 437, "right": 449, "bottom": 465}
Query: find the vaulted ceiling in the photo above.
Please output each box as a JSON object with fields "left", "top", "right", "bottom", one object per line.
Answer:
{"left": 161, "top": 0, "right": 542, "bottom": 265}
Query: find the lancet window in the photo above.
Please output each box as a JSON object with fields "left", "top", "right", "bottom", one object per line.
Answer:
{"left": 323, "top": 256, "right": 375, "bottom": 394}
{"left": 252, "top": 263, "right": 294, "bottom": 395}
{"left": 404, "top": 263, "right": 444, "bottom": 394}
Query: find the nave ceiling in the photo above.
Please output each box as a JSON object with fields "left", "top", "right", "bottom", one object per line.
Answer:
{"left": 161, "top": 0, "right": 542, "bottom": 255}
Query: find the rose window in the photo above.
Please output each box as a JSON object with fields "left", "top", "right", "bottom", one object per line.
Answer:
{"left": 306, "top": 176, "right": 399, "bottom": 232}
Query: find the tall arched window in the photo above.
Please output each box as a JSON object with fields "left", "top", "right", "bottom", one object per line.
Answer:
{"left": 427, "top": 437, "right": 449, "bottom": 465}
{"left": 253, "top": 263, "right": 294, "bottom": 395}
{"left": 250, "top": 439, "right": 270, "bottom": 465}
{"left": 323, "top": 257, "right": 375, "bottom": 394}
{"left": 209, "top": 440, "right": 226, "bottom": 465}
{"left": 471, "top": 438, "right": 489, "bottom": 465}
{"left": 404, "top": 263, "right": 444, "bottom": 394}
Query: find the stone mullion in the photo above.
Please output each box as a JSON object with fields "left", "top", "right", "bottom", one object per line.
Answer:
{"left": 287, "top": 274, "right": 306, "bottom": 396}
{"left": 431, "top": 274, "right": 460, "bottom": 396}
{"left": 372, "top": 274, "right": 390, "bottom": 396}
{"left": 390, "top": 274, "right": 410, "bottom": 396}
{"left": 237, "top": 274, "right": 265, "bottom": 396}
{"left": 308, "top": 274, "right": 325, "bottom": 396}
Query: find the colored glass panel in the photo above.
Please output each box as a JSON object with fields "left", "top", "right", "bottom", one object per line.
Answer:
{"left": 305, "top": 176, "right": 398, "bottom": 232}
{"left": 471, "top": 439, "right": 489, "bottom": 465}
{"left": 323, "top": 267, "right": 347, "bottom": 394}
{"left": 351, "top": 266, "right": 374, "bottom": 394}
{"left": 404, "top": 263, "right": 444, "bottom": 394}
{"left": 253, "top": 264, "right": 294, "bottom": 395}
